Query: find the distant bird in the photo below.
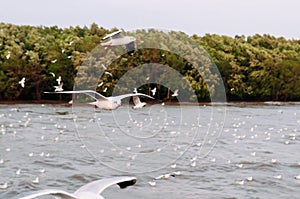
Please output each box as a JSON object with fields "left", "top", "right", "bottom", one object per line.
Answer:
{"left": 69, "top": 41, "right": 74, "bottom": 45}
{"left": 98, "top": 82, "right": 104, "bottom": 87}
{"left": 19, "top": 77, "right": 25, "bottom": 88}
{"left": 6, "top": 52, "right": 10, "bottom": 59}
{"left": 148, "top": 181, "right": 156, "bottom": 187}
{"left": 101, "top": 30, "right": 136, "bottom": 54}
{"left": 171, "top": 89, "right": 179, "bottom": 97}
{"left": 44, "top": 90, "right": 154, "bottom": 110}
{"left": 54, "top": 82, "right": 64, "bottom": 92}
{"left": 146, "top": 76, "right": 150, "bottom": 81}
{"left": 132, "top": 96, "right": 147, "bottom": 109}
{"left": 51, "top": 59, "right": 57, "bottom": 63}
{"left": 49, "top": 72, "right": 55, "bottom": 77}
{"left": 151, "top": 87, "right": 157, "bottom": 96}
{"left": 294, "top": 175, "right": 300, "bottom": 180}
{"left": 0, "top": 182, "right": 8, "bottom": 189}
{"left": 274, "top": 175, "right": 282, "bottom": 179}
{"left": 19, "top": 176, "right": 136, "bottom": 199}
{"left": 133, "top": 88, "right": 137, "bottom": 93}
{"left": 67, "top": 55, "right": 72, "bottom": 59}
{"left": 104, "top": 71, "right": 113, "bottom": 77}
{"left": 56, "top": 76, "right": 62, "bottom": 85}
{"left": 32, "top": 177, "right": 39, "bottom": 184}
{"left": 103, "top": 87, "right": 108, "bottom": 93}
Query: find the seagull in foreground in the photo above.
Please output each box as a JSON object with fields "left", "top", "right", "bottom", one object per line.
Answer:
{"left": 44, "top": 90, "right": 154, "bottom": 110}
{"left": 171, "top": 89, "right": 179, "bottom": 97}
{"left": 18, "top": 176, "right": 136, "bottom": 199}
{"left": 19, "top": 77, "right": 25, "bottom": 88}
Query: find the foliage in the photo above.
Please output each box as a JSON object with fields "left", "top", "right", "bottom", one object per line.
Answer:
{"left": 0, "top": 23, "right": 299, "bottom": 101}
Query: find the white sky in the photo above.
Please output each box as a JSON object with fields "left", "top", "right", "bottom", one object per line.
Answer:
{"left": 0, "top": 0, "right": 299, "bottom": 39}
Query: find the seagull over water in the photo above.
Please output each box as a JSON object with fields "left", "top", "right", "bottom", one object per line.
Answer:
{"left": 18, "top": 176, "right": 137, "bottom": 199}
{"left": 44, "top": 90, "right": 154, "bottom": 110}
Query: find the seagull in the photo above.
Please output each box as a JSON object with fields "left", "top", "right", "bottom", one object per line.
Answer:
{"left": 171, "top": 89, "right": 179, "bottom": 97}
{"left": 51, "top": 59, "right": 57, "bottom": 63}
{"left": 6, "top": 52, "right": 10, "bottom": 59}
{"left": 56, "top": 76, "right": 62, "bottom": 85}
{"left": 19, "top": 77, "right": 25, "bottom": 88}
{"left": 49, "top": 72, "right": 55, "bottom": 77}
{"left": 132, "top": 96, "right": 147, "bottom": 110}
{"left": 54, "top": 82, "right": 64, "bottom": 92}
{"left": 18, "top": 176, "right": 136, "bottom": 199}
{"left": 44, "top": 90, "right": 154, "bottom": 110}
{"left": 101, "top": 30, "right": 136, "bottom": 54}
{"left": 104, "top": 71, "right": 113, "bottom": 77}
{"left": 151, "top": 87, "right": 156, "bottom": 96}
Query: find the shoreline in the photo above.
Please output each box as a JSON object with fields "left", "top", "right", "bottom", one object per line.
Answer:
{"left": 0, "top": 100, "right": 300, "bottom": 106}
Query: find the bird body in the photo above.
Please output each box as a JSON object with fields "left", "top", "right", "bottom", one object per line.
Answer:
{"left": 19, "top": 77, "right": 25, "bottom": 88}
{"left": 132, "top": 96, "right": 146, "bottom": 109}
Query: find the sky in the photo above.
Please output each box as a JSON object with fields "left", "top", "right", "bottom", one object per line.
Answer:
{"left": 1, "top": 0, "right": 300, "bottom": 39}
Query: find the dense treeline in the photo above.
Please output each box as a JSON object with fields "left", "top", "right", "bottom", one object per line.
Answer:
{"left": 0, "top": 22, "right": 299, "bottom": 102}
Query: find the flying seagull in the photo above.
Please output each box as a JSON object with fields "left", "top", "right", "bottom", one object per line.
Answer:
{"left": 19, "top": 77, "right": 25, "bottom": 88}
{"left": 132, "top": 96, "right": 147, "bottom": 109}
{"left": 54, "top": 82, "right": 64, "bottom": 92}
{"left": 101, "top": 30, "right": 136, "bottom": 54}
{"left": 44, "top": 90, "right": 154, "bottom": 110}
{"left": 171, "top": 89, "right": 179, "bottom": 97}
{"left": 18, "top": 176, "right": 136, "bottom": 199}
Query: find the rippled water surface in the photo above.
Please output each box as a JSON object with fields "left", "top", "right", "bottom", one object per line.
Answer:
{"left": 0, "top": 103, "right": 299, "bottom": 198}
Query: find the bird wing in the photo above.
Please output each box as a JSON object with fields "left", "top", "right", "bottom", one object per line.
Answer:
{"left": 111, "top": 93, "right": 154, "bottom": 102}
{"left": 44, "top": 90, "right": 108, "bottom": 101}
{"left": 132, "top": 96, "right": 142, "bottom": 105}
{"left": 18, "top": 189, "right": 78, "bottom": 199}
{"left": 74, "top": 176, "right": 136, "bottom": 195}
{"left": 102, "top": 30, "right": 122, "bottom": 40}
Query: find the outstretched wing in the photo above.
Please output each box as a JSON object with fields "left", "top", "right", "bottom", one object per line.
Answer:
{"left": 44, "top": 90, "right": 108, "bottom": 101}
{"left": 18, "top": 189, "right": 77, "bottom": 199}
{"left": 74, "top": 176, "right": 137, "bottom": 195}
{"left": 102, "top": 30, "right": 122, "bottom": 40}
{"left": 111, "top": 93, "right": 154, "bottom": 102}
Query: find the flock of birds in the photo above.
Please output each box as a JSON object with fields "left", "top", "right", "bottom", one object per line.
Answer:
{"left": 3, "top": 30, "right": 299, "bottom": 198}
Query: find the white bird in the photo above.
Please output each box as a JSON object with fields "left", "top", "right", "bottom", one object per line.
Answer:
{"left": 0, "top": 182, "right": 8, "bottom": 189}
{"left": 56, "top": 76, "right": 62, "bottom": 85}
{"left": 104, "top": 71, "right": 113, "bottom": 77}
{"left": 294, "top": 175, "right": 300, "bottom": 180}
{"left": 133, "top": 88, "right": 137, "bottom": 94}
{"left": 19, "top": 77, "right": 25, "bottom": 88}
{"left": 44, "top": 90, "right": 154, "bottom": 110}
{"left": 274, "top": 175, "right": 282, "bottom": 179}
{"left": 49, "top": 72, "right": 55, "bottom": 77}
{"left": 98, "top": 82, "right": 104, "bottom": 87}
{"left": 51, "top": 59, "right": 57, "bottom": 63}
{"left": 101, "top": 30, "right": 136, "bottom": 53}
{"left": 19, "top": 176, "right": 136, "bottom": 199}
{"left": 103, "top": 87, "right": 107, "bottom": 93}
{"left": 32, "top": 177, "right": 39, "bottom": 184}
{"left": 171, "top": 89, "right": 179, "bottom": 97}
{"left": 151, "top": 87, "right": 156, "bottom": 96}
{"left": 132, "top": 96, "right": 146, "bottom": 110}
{"left": 6, "top": 52, "right": 10, "bottom": 59}
{"left": 54, "top": 82, "right": 64, "bottom": 92}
